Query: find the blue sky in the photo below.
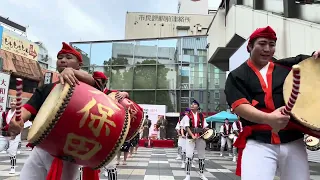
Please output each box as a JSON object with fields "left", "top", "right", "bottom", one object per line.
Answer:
{"left": 0, "top": 0, "right": 220, "bottom": 66}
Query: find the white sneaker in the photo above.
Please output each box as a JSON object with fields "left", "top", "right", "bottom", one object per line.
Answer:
{"left": 192, "top": 163, "right": 195, "bottom": 168}
{"left": 176, "top": 156, "right": 181, "bottom": 160}
{"left": 9, "top": 167, "right": 15, "bottom": 174}
{"left": 181, "top": 163, "right": 185, "bottom": 169}
{"left": 220, "top": 153, "right": 223, "bottom": 157}
{"left": 104, "top": 171, "right": 108, "bottom": 177}
{"left": 200, "top": 173, "right": 208, "bottom": 180}
{"left": 183, "top": 175, "right": 191, "bottom": 180}
{"left": 233, "top": 156, "right": 237, "bottom": 162}
{"left": 229, "top": 153, "right": 232, "bottom": 157}
{"left": 17, "top": 151, "right": 21, "bottom": 155}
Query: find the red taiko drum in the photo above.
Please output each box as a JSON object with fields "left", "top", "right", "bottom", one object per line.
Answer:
{"left": 27, "top": 82, "right": 129, "bottom": 169}
{"left": 283, "top": 57, "right": 320, "bottom": 138}
{"left": 108, "top": 92, "right": 144, "bottom": 140}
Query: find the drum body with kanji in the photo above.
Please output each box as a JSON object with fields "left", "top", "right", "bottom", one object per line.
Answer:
{"left": 27, "top": 82, "right": 129, "bottom": 169}
{"left": 108, "top": 92, "right": 144, "bottom": 140}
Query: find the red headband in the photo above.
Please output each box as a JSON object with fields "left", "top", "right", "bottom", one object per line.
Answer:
{"left": 93, "top": 71, "right": 107, "bottom": 80}
{"left": 247, "top": 26, "right": 277, "bottom": 52}
{"left": 57, "top": 42, "right": 83, "bottom": 63}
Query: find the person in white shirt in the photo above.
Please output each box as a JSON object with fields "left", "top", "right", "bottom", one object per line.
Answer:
{"left": 183, "top": 100, "right": 208, "bottom": 180}
{"left": 232, "top": 116, "right": 243, "bottom": 162}
{"left": 220, "top": 118, "right": 233, "bottom": 157}
{"left": 175, "top": 118, "right": 183, "bottom": 160}
{"left": 0, "top": 99, "right": 20, "bottom": 174}
{"left": 178, "top": 108, "right": 195, "bottom": 169}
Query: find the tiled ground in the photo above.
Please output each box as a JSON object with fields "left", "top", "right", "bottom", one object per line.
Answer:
{"left": 0, "top": 142, "right": 320, "bottom": 180}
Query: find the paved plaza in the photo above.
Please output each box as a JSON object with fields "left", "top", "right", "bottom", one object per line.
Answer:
{"left": 0, "top": 142, "right": 319, "bottom": 180}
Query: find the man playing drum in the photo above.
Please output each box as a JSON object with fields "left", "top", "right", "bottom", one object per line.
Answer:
{"left": 225, "top": 25, "right": 320, "bottom": 180}
{"left": 183, "top": 100, "right": 208, "bottom": 180}
{"left": 231, "top": 115, "right": 242, "bottom": 162}
{"left": 8, "top": 42, "right": 100, "bottom": 180}
{"left": 219, "top": 118, "right": 232, "bottom": 157}
{"left": 180, "top": 108, "right": 196, "bottom": 169}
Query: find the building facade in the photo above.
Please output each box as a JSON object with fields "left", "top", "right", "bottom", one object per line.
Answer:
{"left": 125, "top": 12, "right": 213, "bottom": 39}
{"left": 35, "top": 41, "right": 56, "bottom": 71}
{"left": 70, "top": 36, "right": 227, "bottom": 114}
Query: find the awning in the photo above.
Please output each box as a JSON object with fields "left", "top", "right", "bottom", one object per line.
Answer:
{"left": 0, "top": 49, "right": 43, "bottom": 81}
{"left": 208, "top": 34, "right": 246, "bottom": 71}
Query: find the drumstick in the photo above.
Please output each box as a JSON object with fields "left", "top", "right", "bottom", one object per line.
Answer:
{"left": 1, "top": 78, "right": 23, "bottom": 132}
{"left": 273, "top": 65, "right": 300, "bottom": 133}
{"left": 15, "top": 78, "right": 23, "bottom": 122}
{"left": 283, "top": 65, "right": 301, "bottom": 115}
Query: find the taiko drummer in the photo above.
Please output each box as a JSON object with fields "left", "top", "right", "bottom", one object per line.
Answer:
{"left": 225, "top": 26, "right": 320, "bottom": 180}
{"left": 8, "top": 42, "right": 100, "bottom": 180}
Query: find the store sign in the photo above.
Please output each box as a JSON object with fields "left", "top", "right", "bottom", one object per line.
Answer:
{"left": 44, "top": 72, "right": 53, "bottom": 84}
{"left": 138, "top": 14, "right": 191, "bottom": 23}
{"left": 0, "top": 72, "right": 10, "bottom": 113}
{"left": 1, "top": 31, "right": 39, "bottom": 60}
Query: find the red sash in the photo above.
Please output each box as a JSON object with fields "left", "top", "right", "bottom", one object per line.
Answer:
{"left": 233, "top": 108, "right": 317, "bottom": 176}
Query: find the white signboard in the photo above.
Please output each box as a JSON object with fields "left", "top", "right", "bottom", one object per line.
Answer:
{"left": 0, "top": 72, "right": 10, "bottom": 113}
{"left": 138, "top": 104, "right": 166, "bottom": 137}
{"left": 229, "top": 39, "right": 250, "bottom": 72}
{"left": 44, "top": 72, "right": 53, "bottom": 84}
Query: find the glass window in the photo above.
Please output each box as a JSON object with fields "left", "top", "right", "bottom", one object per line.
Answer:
{"left": 183, "top": 49, "right": 194, "bottom": 55}
{"left": 156, "top": 90, "right": 176, "bottom": 112}
{"left": 190, "top": 64, "right": 207, "bottom": 89}
{"left": 110, "top": 66, "right": 134, "bottom": 90}
{"left": 133, "top": 65, "right": 157, "bottom": 89}
{"left": 111, "top": 41, "right": 135, "bottom": 65}
{"left": 134, "top": 40, "right": 157, "bottom": 65}
{"left": 132, "top": 91, "right": 155, "bottom": 104}
{"left": 214, "top": 92, "right": 220, "bottom": 99}
{"left": 214, "top": 78, "right": 219, "bottom": 85}
{"left": 72, "top": 43, "right": 91, "bottom": 69}
{"left": 214, "top": 73, "right": 220, "bottom": 79}
{"left": 180, "top": 65, "right": 190, "bottom": 89}
{"left": 197, "top": 49, "right": 207, "bottom": 56}
{"left": 157, "top": 64, "right": 178, "bottom": 89}
{"left": 90, "top": 43, "right": 112, "bottom": 67}
{"left": 197, "top": 56, "right": 206, "bottom": 63}
{"left": 193, "top": 90, "right": 207, "bottom": 105}
{"left": 158, "top": 39, "right": 179, "bottom": 64}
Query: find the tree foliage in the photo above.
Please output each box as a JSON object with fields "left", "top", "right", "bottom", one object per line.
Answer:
{"left": 103, "top": 58, "right": 174, "bottom": 111}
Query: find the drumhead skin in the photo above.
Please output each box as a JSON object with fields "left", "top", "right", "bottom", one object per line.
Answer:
{"left": 203, "top": 129, "right": 216, "bottom": 140}
{"left": 306, "top": 136, "right": 320, "bottom": 146}
{"left": 27, "top": 83, "right": 130, "bottom": 169}
{"left": 283, "top": 57, "right": 320, "bottom": 131}
{"left": 28, "top": 83, "right": 66, "bottom": 142}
